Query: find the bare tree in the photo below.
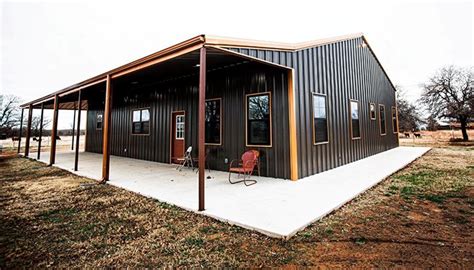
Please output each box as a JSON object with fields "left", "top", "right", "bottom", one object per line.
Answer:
{"left": 396, "top": 87, "right": 424, "bottom": 132}
{"left": 31, "top": 115, "right": 52, "bottom": 137}
{"left": 0, "top": 94, "right": 22, "bottom": 136}
{"left": 426, "top": 115, "right": 439, "bottom": 131}
{"left": 420, "top": 66, "right": 473, "bottom": 141}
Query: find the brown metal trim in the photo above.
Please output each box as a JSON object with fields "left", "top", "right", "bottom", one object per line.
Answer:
{"left": 349, "top": 99, "right": 361, "bottom": 140}
{"left": 49, "top": 95, "right": 59, "bottom": 165}
{"left": 198, "top": 46, "right": 206, "bottom": 211}
{"left": 112, "top": 44, "right": 202, "bottom": 79}
{"left": 311, "top": 93, "right": 329, "bottom": 145}
{"left": 287, "top": 69, "right": 299, "bottom": 180}
{"left": 21, "top": 35, "right": 205, "bottom": 108}
{"left": 58, "top": 78, "right": 107, "bottom": 98}
{"left": 101, "top": 75, "right": 112, "bottom": 182}
{"left": 130, "top": 107, "right": 151, "bottom": 136}
{"left": 245, "top": 91, "right": 273, "bottom": 148}
{"left": 24, "top": 105, "right": 33, "bottom": 157}
{"left": 204, "top": 98, "right": 222, "bottom": 146}
{"left": 205, "top": 33, "right": 364, "bottom": 52}
{"left": 379, "top": 104, "right": 387, "bottom": 136}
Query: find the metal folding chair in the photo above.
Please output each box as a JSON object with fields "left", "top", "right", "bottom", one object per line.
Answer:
{"left": 176, "top": 146, "right": 193, "bottom": 171}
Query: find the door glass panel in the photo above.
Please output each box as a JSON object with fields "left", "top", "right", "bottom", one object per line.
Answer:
{"left": 176, "top": 115, "right": 184, "bottom": 139}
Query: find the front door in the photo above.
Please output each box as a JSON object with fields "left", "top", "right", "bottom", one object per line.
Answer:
{"left": 171, "top": 111, "right": 185, "bottom": 163}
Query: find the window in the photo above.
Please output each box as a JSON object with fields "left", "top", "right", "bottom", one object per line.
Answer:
{"left": 96, "top": 112, "right": 103, "bottom": 130}
{"left": 205, "top": 98, "right": 221, "bottom": 145}
{"left": 379, "top": 104, "right": 386, "bottom": 135}
{"left": 369, "top": 103, "right": 376, "bottom": 120}
{"left": 175, "top": 115, "right": 184, "bottom": 139}
{"left": 350, "top": 100, "right": 361, "bottom": 139}
{"left": 132, "top": 108, "right": 150, "bottom": 135}
{"left": 313, "top": 94, "right": 328, "bottom": 144}
{"left": 246, "top": 93, "right": 271, "bottom": 146}
{"left": 392, "top": 106, "right": 398, "bottom": 133}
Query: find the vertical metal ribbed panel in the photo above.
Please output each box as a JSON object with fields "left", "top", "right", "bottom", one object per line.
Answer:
{"left": 85, "top": 62, "right": 290, "bottom": 179}
{"left": 227, "top": 37, "right": 398, "bottom": 178}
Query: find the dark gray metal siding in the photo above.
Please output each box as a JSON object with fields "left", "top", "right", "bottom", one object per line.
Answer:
{"left": 85, "top": 63, "right": 291, "bottom": 179}
{"left": 227, "top": 37, "right": 398, "bottom": 178}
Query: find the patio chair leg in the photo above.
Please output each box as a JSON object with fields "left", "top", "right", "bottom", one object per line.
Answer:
{"left": 228, "top": 171, "right": 257, "bottom": 186}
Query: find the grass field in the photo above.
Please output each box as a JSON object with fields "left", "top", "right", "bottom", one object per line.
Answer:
{"left": 0, "top": 131, "right": 473, "bottom": 268}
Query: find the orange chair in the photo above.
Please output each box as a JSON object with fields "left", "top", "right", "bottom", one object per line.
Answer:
{"left": 228, "top": 150, "right": 258, "bottom": 186}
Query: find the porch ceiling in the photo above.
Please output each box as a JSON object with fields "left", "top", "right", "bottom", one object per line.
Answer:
{"left": 30, "top": 46, "right": 284, "bottom": 110}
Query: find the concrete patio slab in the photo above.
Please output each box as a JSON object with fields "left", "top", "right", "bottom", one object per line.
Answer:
{"left": 31, "top": 146, "right": 430, "bottom": 238}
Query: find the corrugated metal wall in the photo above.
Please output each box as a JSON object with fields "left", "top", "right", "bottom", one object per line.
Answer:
{"left": 227, "top": 37, "right": 398, "bottom": 178}
{"left": 86, "top": 62, "right": 291, "bottom": 179}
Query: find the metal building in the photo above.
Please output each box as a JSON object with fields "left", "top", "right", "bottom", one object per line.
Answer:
{"left": 20, "top": 33, "right": 399, "bottom": 209}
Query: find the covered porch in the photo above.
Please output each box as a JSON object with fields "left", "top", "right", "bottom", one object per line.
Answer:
{"left": 19, "top": 37, "right": 298, "bottom": 213}
{"left": 31, "top": 146, "right": 430, "bottom": 238}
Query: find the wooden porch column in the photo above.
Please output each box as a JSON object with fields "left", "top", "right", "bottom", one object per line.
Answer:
{"left": 71, "top": 103, "right": 76, "bottom": 150}
{"left": 49, "top": 95, "right": 59, "bottom": 165}
{"left": 74, "top": 90, "right": 82, "bottom": 171}
{"left": 37, "top": 103, "right": 44, "bottom": 160}
{"left": 101, "top": 75, "right": 112, "bottom": 182}
{"left": 198, "top": 46, "right": 206, "bottom": 211}
{"left": 17, "top": 108, "right": 24, "bottom": 154}
{"left": 24, "top": 104, "right": 33, "bottom": 157}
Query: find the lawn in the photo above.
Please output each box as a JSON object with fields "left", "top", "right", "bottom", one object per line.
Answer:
{"left": 1, "top": 133, "right": 473, "bottom": 268}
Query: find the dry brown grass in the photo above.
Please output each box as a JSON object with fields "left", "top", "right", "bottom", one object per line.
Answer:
{"left": 1, "top": 132, "right": 473, "bottom": 268}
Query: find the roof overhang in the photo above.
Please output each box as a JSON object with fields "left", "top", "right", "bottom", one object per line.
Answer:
{"left": 21, "top": 32, "right": 395, "bottom": 108}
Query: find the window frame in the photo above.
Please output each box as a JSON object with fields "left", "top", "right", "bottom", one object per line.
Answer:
{"left": 131, "top": 107, "right": 151, "bottom": 136}
{"left": 379, "top": 104, "right": 387, "bottom": 136}
{"left": 369, "top": 102, "right": 376, "bottom": 120}
{"left": 349, "top": 99, "right": 361, "bottom": 140}
{"left": 312, "top": 93, "right": 329, "bottom": 145}
{"left": 96, "top": 112, "right": 103, "bottom": 130}
{"left": 205, "top": 98, "right": 223, "bottom": 146}
{"left": 392, "top": 106, "right": 399, "bottom": 134}
{"left": 245, "top": 92, "right": 272, "bottom": 148}
{"left": 175, "top": 114, "right": 185, "bottom": 140}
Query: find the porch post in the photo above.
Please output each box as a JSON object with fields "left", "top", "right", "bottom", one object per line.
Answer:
{"left": 37, "top": 103, "right": 44, "bottom": 160}
{"left": 24, "top": 104, "right": 33, "bottom": 157}
{"left": 71, "top": 103, "right": 76, "bottom": 150}
{"left": 17, "top": 108, "right": 24, "bottom": 154}
{"left": 74, "top": 90, "right": 82, "bottom": 171}
{"left": 101, "top": 75, "right": 112, "bottom": 182}
{"left": 198, "top": 46, "right": 206, "bottom": 211}
{"left": 49, "top": 95, "right": 59, "bottom": 165}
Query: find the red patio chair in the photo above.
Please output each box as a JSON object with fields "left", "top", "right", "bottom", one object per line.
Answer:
{"left": 228, "top": 150, "right": 258, "bottom": 186}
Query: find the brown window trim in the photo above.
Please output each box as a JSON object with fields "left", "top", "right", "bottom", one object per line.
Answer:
{"left": 312, "top": 93, "right": 329, "bottom": 145}
{"left": 96, "top": 112, "right": 103, "bottom": 130}
{"left": 392, "top": 106, "right": 399, "bottom": 134}
{"left": 245, "top": 91, "right": 273, "bottom": 148}
{"left": 349, "top": 99, "right": 361, "bottom": 140}
{"left": 205, "top": 97, "right": 223, "bottom": 146}
{"left": 131, "top": 107, "right": 151, "bottom": 136}
{"left": 379, "top": 104, "right": 387, "bottom": 136}
{"left": 369, "top": 102, "right": 376, "bottom": 120}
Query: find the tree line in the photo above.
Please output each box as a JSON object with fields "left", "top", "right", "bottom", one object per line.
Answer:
{"left": 397, "top": 66, "right": 473, "bottom": 141}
